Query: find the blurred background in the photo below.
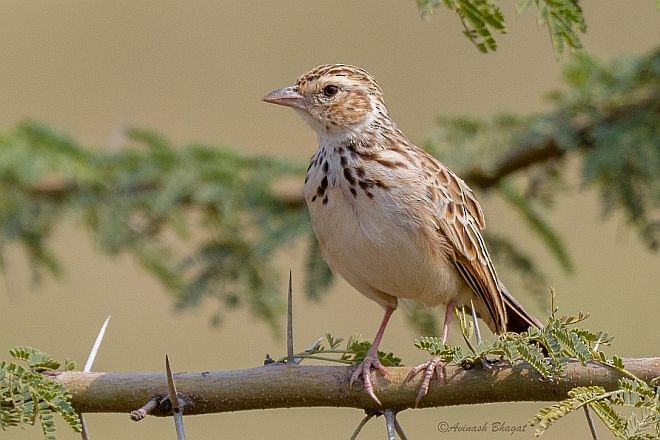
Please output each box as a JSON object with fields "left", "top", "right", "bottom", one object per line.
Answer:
{"left": 1, "top": 1, "right": 658, "bottom": 439}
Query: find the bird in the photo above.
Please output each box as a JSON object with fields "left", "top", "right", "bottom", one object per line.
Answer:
{"left": 262, "top": 64, "right": 542, "bottom": 406}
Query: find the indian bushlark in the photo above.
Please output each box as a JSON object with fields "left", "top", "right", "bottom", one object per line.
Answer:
{"left": 263, "top": 64, "right": 541, "bottom": 405}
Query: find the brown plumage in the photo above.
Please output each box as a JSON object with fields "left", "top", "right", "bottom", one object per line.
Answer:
{"left": 263, "top": 64, "right": 542, "bottom": 405}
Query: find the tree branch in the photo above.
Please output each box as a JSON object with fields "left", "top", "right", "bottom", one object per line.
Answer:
{"left": 51, "top": 357, "right": 659, "bottom": 416}
{"left": 23, "top": 92, "right": 658, "bottom": 211}
{"left": 462, "top": 92, "right": 658, "bottom": 190}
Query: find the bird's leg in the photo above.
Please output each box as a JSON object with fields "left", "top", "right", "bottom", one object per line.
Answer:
{"left": 406, "top": 300, "right": 455, "bottom": 407}
{"left": 350, "top": 306, "right": 395, "bottom": 405}
{"left": 440, "top": 300, "right": 453, "bottom": 344}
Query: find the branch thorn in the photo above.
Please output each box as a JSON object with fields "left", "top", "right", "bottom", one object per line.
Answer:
{"left": 287, "top": 270, "right": 294, "bottom": 365}
{"left": 165, "top": 355, "right": 186, "bottom": 440}
{"left": 80, "top": 314, "right": 111, "bottom": 440}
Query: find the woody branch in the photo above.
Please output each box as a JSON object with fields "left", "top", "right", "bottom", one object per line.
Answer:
{"left": 52, "top": 357, "right": 659, "bottom": 415}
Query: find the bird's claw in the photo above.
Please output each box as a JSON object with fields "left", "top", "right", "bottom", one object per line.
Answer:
{"left": 350, "top": 353, "right": 390, "bottom": 406}
{"left": 406, "top": 356, "right": 445, "bottom": 407}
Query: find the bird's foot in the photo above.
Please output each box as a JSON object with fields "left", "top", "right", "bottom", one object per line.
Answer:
{"left": 406, "top": 356, "right": 446, "bottom": 407}
{"left": 350, "top": 351, "right": 390, "bottom": 406}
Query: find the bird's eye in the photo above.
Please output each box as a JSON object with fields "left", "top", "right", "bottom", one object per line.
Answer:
{"left": 323, "top": 85, "right": 339, "bottom": 97}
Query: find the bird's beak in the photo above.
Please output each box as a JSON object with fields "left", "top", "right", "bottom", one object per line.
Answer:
{"left": 262, "top": 86, "right": 306, "bottom": 110}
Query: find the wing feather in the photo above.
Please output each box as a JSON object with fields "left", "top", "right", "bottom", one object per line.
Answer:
{"left": 421, "top": 153, "right": 507, "bottom": 333}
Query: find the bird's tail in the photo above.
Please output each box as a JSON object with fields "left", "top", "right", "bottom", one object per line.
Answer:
{"left": 500, "top": 285, "right": 544, "bottom": 333}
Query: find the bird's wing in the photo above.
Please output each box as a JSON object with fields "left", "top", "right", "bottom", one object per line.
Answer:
{"left": 420, "top": 152, "right": 507, "bottom": 333}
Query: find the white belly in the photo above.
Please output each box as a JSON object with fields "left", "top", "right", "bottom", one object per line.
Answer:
{"left": 304, "top": 156, "right": 463, "bottom": 309}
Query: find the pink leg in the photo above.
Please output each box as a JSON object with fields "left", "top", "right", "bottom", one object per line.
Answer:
{"left": 350, "top": 306, "right": 395, "bottom": 405}
{"left": 441, "top": 300, "right": 454, "bottom": 343}
{"left": 407, "top": 301, "right": 455, "bottom": 407}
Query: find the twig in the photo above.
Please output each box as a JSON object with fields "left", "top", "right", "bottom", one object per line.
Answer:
{"left": 467, "top": 93, "right": 658, "bottom": 189}
{"left": 130, "top": 397, "right": 159, "bottom": 422}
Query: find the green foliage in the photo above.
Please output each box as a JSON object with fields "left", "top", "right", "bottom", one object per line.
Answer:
{"left": 416, "top": 0, "right": 586, "bottom": 55}
{"left": 417, "top": 0, "right": 505, "bottom": 53}
{"left": 0, "top": 347, "right": 80, "bottom": 439}
{"left": 413, "top": 336, "right": 465, "bottom": 363}
{"left": 0, "top": 122, "right": 307, "bottom": 330}
{"left": 347, "top": 337, "right": 403, "bottom": 367}
{"left": 531, "top": 377, "right": 660, "bottom": 438}
{"left": 560, "top": 51, "right": 660, "bottom": 250}
{"left": 414, "top": 303, "right": 660, "bottom": 439}
{"left": 276, "top": 333, "right": 402, "bottom": 367}
{"left": 426, "top": 48, "right": 660, "bottom": 300}
{"left": 521, "top": 0, "right": 586, "bottom": 56}
{"left": 531, "top": 386, "right": 606, "bottom": 434}
{"left": 0, "top": 50, "right": 657, "bottom": 333}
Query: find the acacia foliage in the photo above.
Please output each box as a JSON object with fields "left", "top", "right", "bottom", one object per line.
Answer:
{"left": 0, "top": 49, "right": 658, "bottom": 331}
{"left": 416, "top": 0, "right": 586, "bottom": 54}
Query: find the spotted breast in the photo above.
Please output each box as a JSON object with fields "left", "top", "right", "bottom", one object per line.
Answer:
{"left": 304, "top": 136, "right": 468, "bottom": 312}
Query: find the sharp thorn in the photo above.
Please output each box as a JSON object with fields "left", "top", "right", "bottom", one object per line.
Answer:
{"left": 80, "top": 315, "right": 111, "bottom": 440}
{"left": 84, "top": 315, "right": 111, "bottom": 372}
{"left": 470, "top": 300, "right": 482, "bottom": 345}
{"left": 165, "top": 355, "right": 179, "bottom": 411}
{"left": 383, "top": 410, "right": 397, "bottom": 440}
{"left": 79, "top": 414, "right": 90, "bottom": 440}
{"left": 165, "top": 355, "right": 186, "bottom": 440}
{"left": 172, "top": 412, "right": 186, "bottom": 440}
{"left": 287, "top": 270, "right": 294, "bottom": 365}
{"left": 349, "top": 414, "right": 374, "bottom": 440}
{"left": 459, "top": 306, "right": 477, "bottom": 355}
{"left": 583, "top": 406, "right": 599, "bottom": 440}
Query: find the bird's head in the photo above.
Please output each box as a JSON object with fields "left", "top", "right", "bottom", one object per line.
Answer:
{"left": 263, "top": 64, "right": 387, "bottom": 136}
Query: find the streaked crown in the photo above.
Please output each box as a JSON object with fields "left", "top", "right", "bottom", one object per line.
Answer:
{"left": 263, "top": 64, "right": 388, "bottom": 133}
{"left": 294, "top": 64, "right": 384, "bottom": 103}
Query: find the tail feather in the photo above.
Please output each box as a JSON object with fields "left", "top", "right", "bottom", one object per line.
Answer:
{"left": 500, "top": 286, "right": 544, "bottom": 333}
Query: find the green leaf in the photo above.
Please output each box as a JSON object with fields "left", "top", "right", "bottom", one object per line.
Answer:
{"left": 589, "top": 399, "right": 628, "bottom": 437}
{"left": 417, "top": 0, "right": 585, "bottom": 55}
{"left": 612, "top": 355, "right": 625, "bottom": 370}
{"left": 547, "top": 318, "right": 592, "bottom": 364}
{"left": 531, "top": 386, "right": 606, "bottom": 435}
{"left": 535, "top": 0, "right": 586, "bottom": 56}
{"left": 1, "top": 347, "right": 82, "bottom": 437}
{"left": 9, "top": 347, "right": 60, "bottom": 371}
{"left": 347, "top": 336, "right": 402, "bottom": 367}
{"left": 515, "top": 337, "right": 555, "bottom": 377}
{"left": 415, "top": 0, "right": 506, "bottom": 53}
